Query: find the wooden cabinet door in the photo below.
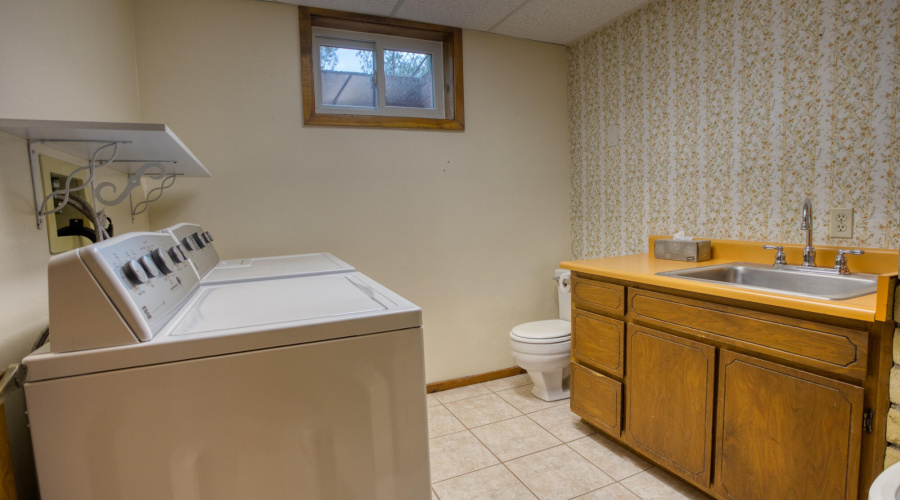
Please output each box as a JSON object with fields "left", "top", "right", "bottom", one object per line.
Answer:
{"left": 625, "top": 326, "right": 716, "bottom": 488}
{"left": 715, "top": 350, "right": 864, "bottom": 500}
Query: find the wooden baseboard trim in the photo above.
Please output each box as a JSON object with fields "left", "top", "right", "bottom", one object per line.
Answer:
{"left": 426, "top": 366, "right": 526, "bottom": 393}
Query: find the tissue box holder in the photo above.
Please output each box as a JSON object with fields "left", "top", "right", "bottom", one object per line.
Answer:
{"left": 654, "top": 239, "right": 712, "bottom": 262}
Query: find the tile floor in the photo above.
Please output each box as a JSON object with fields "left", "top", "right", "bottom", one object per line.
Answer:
{"left": 427, "top": 374, "right": 709, "bottom": 500}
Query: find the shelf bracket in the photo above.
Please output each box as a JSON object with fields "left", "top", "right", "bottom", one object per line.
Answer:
{"left": 28, "top": 140, "right": 45, "bottom": 229}
{"left": 28, "top": 139, "right": 130, "bottom": 229}
{"left": 130, "top": 173, "right": 179, "bottom": 223}
{"left": 94, "top": 161, "right": 173, "bottom": 207}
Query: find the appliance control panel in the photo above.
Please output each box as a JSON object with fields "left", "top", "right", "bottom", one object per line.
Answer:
{"left": 163, "top": 223, "right": 220, "bottom": 279}
{"left": 49, "top": 232, "right": 201, "bottom": 352}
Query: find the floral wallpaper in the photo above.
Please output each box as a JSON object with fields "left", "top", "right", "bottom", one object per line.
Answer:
{"left": 568, "top": 0, "right": 900, "bottom": 260}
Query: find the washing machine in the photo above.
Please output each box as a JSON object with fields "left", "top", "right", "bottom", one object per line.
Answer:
{"left": 163, "top": 222, "right": 355, "bottom": 285}
{"left": 22, "top": 231, "right": 430, "bottom": 500}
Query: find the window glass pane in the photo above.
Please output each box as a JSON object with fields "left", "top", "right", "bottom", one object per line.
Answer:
{"left": 319, "top": 46, "right": 375, "bottom": 108}
{"left": 384, "top": 50, "right": 434, "bottom": 109}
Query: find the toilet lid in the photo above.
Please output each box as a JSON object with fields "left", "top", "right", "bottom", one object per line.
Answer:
{"left": 510, "top": 319, "right": 571, "bottom": 343}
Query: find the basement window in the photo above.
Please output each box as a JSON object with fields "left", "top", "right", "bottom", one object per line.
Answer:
{"left": 299, "top": 8, "right": 465, "bottom": 130}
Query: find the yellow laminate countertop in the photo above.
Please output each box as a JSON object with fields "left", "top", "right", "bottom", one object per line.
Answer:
{"left": 561, "top": 236, "right": 899, "bottom": 323}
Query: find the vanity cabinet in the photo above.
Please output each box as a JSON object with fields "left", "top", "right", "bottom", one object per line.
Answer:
{"left": 569, "top": 272, "right": 891, "bottom": 500}
{"left": 714, "top": 350, "right": 863, "bottom": 500}
{"left": 624, "top": 326, "right": 715, "bottom": 488}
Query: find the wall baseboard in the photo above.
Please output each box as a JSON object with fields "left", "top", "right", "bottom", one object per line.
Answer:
{"left": 426, "top": 366, "right": 526, "bottom": 393}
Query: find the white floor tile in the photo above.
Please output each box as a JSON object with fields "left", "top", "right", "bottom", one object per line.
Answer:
{"left": 505, "top": 445, "right": 614, "bottom": 500}
{"left": 528, "top": 404, "right": 596, "bottom": 442}
{"left": 433, "top": 384, "right": 492, "bottom": 404}
{"left": 471, "top": 416, "right": 562, "bottom": 461}
{"left": 428, "top": 404, "right": 466, "bottom": 438}
{"left": 445, "top": 393, "right": 523, "bottom": 428}
{"left": 619, "top": 468, "right": 707, "bottom": 500}
{"left": 567, "top": 434, "right": 651, "bottom": 481}
{"left": 483, "top": 373, "right": 533, "bottom": 392}
{"left": 575, "top": 483, "right": 641, "bottom": 499}
{"left": 433, "top": 464, "right": 537, "bottom": 500}
{"left": 496, "top": 385, "right": 569, "bottom": 414}
{"left": 429, "top": 430, "right": 500, "bottom": 482}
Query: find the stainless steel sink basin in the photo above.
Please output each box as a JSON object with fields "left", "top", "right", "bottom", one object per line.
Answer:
{"left": 657, "top": 262, "right": 879, "bottom": 300}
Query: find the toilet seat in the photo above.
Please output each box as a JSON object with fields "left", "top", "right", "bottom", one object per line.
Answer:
{"left": 510, "top": 319, "right": 570, "bottom": 344}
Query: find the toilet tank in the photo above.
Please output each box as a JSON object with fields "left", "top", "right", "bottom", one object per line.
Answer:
{"left": 555, "top": 269, "right": 572, "bottom": 322}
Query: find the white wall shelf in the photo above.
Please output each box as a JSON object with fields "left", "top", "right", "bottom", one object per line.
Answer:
{"left": 0, "top": 118, "right": 210, "bottom": 229}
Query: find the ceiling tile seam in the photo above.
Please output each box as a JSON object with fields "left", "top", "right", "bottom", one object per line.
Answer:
{"left": 487, "top": 0, "right": 535, "bottom": 32}
{"left": 389, "top": 0, "right": 406, "bottom": 18}
{"left": 563, "top": 1, "right": 650, "bottom": 46}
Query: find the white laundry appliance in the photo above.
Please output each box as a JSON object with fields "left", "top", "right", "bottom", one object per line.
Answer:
{"left": 163, "top": 222, "right": 355, "bottom": 285}
{"left": 22, "top": 231, "right": 430, "bottom": 500}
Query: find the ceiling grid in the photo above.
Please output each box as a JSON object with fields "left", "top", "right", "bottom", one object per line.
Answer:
{"left": 264, "top": 0, "right": 651, "bottom": 45}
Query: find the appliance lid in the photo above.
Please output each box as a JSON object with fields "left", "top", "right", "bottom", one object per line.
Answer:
{"left": 202, "top": 252, "right": 355, "bottom": 285}
{"left": 170, "top": 273, "right": 390, "bottom": 336}
{"left": 23, "top": 272, "right": 421, "bottom": 382}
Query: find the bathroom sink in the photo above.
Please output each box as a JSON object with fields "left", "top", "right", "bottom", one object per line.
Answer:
{"left": 657, "top": 262, "right": 879, "bottom": 300}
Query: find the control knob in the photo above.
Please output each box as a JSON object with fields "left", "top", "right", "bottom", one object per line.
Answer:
{"left": 182, "top": 237, "right": 196, "bottom": 251}
{"left": 123, "top": 259, "right": 149, "bottom": 285}
{"left": 139, "top": 254, "right": 160, "bottom": 278}
{"left": 152, "top": 248, "right": 176, "bottom": 274}
{"left": 202, "top": 232, "right": 212, "bottom": 244}
{"left": 192, "top": 232, "right": 207, "bottom": 249}
{"left": 169, "top": 245, "right": 185, "bottom": 263}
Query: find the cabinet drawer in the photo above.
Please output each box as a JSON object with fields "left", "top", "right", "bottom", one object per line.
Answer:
{"left": 570, "top": 363, "right": 622, "bottom": 436}
{"left": 572, "top": 309, "right": 624, "bottom": 378}
{"left": 629, "top": 289, "right": 868, "bottom": 380}
{"left": 572, "top": 277, "right": 626, "bottom": 317}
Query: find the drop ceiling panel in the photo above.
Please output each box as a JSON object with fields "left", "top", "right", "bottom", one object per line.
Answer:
{"left": 262, "top": 0, "right": 397, "bottom": 17}
{"left": 491, "top": 0, "right": 647, "bottom": 45}
{"left": 393, "top": 0, "right": 525, "bottom": 32}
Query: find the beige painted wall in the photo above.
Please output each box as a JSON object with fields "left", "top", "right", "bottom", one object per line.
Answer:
{"left": 132, "top": 0, "right": 571, "bottom": 382}
{"left": 0, "top": 0, "right": 147, "bottom": 369}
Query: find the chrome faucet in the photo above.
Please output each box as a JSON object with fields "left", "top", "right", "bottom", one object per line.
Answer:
{"left": 800, "top": 198, "right": 816, "bottom": 267}
{"left": 762, "top": 245, "right": 786, "bottom": 266}
{"left": 834, "top": 249, "right": 865, "bottom": 275}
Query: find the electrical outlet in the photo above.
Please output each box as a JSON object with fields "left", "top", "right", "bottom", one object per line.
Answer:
{"left": 829, "top": 208, "right": 853, "bottom": 238}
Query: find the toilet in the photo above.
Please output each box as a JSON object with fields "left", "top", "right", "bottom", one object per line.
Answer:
{"left": 869, "top": 461, "right": 900, "bottom": 500}
{"left": 509, "top": 269, "right": 572, "bottom": 401}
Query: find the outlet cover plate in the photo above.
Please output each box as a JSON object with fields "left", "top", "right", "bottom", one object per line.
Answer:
{"left": 829, "top": 208, "right": 853, "bottom": 238}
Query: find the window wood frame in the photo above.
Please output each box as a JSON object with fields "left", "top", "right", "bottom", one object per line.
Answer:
{"left": 299, "top": 7, "right": 465, "bottom": 130}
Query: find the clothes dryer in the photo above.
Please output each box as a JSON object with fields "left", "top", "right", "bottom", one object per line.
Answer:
{"left": 163, "top": 223, "right": 355, "bottom": 285}
{"left": 22, "top": 231, "right": 429, "bottom": 500}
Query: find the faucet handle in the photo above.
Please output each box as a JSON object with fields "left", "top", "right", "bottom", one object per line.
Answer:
{"left": 762, "top": 245, "right": 787, "bottom": 266}
{"left": 834, "top": 249, "right": 865, "bottom": 275}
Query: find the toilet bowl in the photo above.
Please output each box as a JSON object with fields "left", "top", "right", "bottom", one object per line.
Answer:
{"left": 509, "top": 269, "right": 572, "bottom": 401}
{"left": 869, "top": 461, "right": 900, "bottom": 500}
